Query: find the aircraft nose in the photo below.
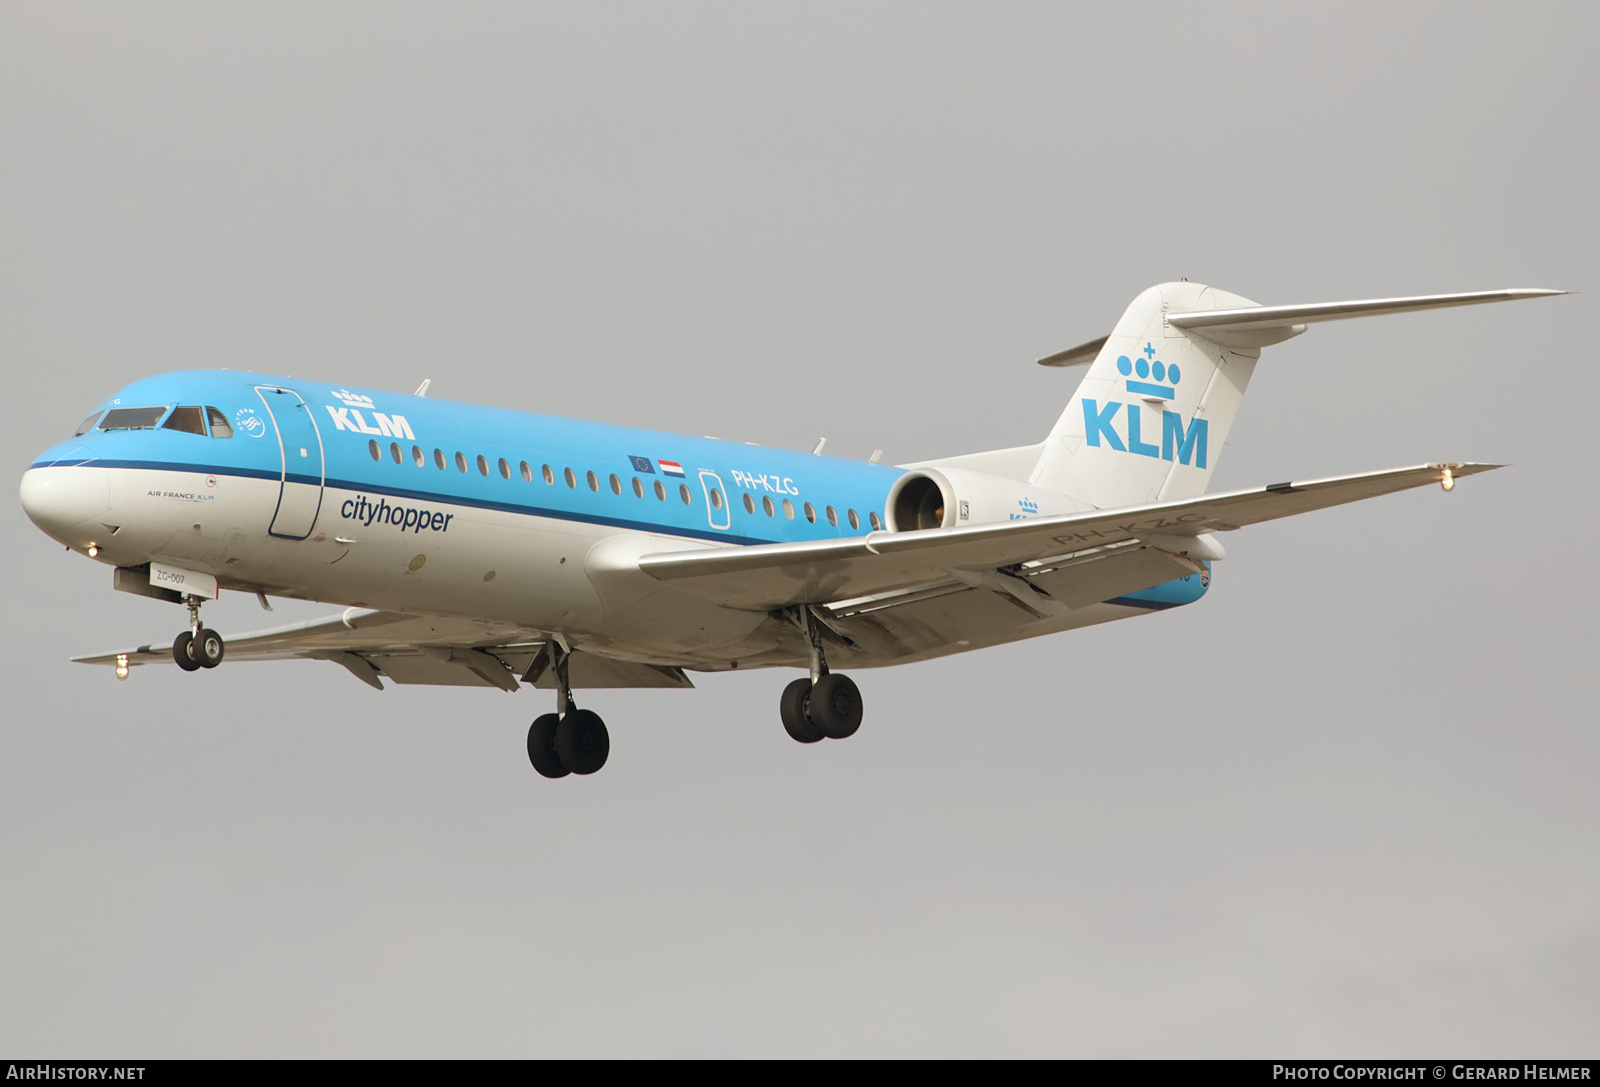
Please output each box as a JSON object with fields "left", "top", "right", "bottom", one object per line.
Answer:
{"left": 20, "top": 465, "right": 112, "bottom": 544}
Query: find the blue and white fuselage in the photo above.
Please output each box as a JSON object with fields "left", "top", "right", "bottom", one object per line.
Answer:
{"left": 24, "top": 368, "right": 1200, "bottom": 673}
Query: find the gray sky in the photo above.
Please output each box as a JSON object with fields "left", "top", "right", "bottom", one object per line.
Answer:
{"left": 3, "top": 1, "right": 1596, "bottom": 1057}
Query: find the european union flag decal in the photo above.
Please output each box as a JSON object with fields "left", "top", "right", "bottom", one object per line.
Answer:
{"left": 629, "top": 455, "right": 656, "bottom": 474}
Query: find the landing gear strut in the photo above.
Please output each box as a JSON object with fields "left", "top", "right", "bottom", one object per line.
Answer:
{"left": 525, "top": 640, "right": 610, "bottom": 778}
{"left": 172, "top": 594, "right": 224, "bottom": 671}
{"left": 778, "top": 605, "right": 863, "bottom": 744}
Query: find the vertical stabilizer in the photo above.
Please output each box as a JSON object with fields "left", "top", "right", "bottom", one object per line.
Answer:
{"left": 1031, "top": 282, "right": 1267, "bottom": 508}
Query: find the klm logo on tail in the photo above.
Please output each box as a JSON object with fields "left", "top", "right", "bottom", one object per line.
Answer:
{"left": 1119, "top": 342, "right": 1181, "bottom": 397}
{"left": 1082, "top": 344, "right": 1207, "bottom": 467}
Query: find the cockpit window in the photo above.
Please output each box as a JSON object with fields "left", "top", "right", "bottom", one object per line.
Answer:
{"left": 162, "top": 406, "right": 207, "bottom": 435}
{"left": 99, "top": 407, "right": 167, "bottom": 430}
{"left": 205, "top": 407, "right": 233, "bottom": 438}
{"left": 74, "top": 412, "right": 103, "bottom": 436}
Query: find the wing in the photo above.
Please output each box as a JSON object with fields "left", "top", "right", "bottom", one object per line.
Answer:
{"left": 73, "top": 609, "right": 692, "bottom": 692}
{"left": 640, "top": 463, "right": 1498, "bottom": 610}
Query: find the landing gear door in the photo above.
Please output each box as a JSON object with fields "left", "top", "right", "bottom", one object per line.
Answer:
{"left": 255, "top": 386, "right": 326, "bottom": 540}
{"left": 698, "top": 470, "right": 731, "bottom": 530}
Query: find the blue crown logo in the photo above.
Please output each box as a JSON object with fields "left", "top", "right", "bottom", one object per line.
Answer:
{"left": 1116, "top": 342, "right": 1180, "bottom": 399}
{"left": 1018, "top": 497, "right": 1039, "bottom": 514}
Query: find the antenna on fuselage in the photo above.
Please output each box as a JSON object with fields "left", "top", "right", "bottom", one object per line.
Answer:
{"left": 811, "top": 438, "right": 827, "bottom": 455}
{"left": 414, "top": 379, "right": 432, "bottom": 397}
{"left": 868, "top": 449, "right": 884, "bottom": 464}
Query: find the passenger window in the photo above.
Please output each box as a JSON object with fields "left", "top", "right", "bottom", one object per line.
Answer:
{"left": 74, "top": 412, "right": 103, "bottom": 437}
{"left": 680, "top": 484, "right": 692, "bottom": 505}
{"left": 586, "top": 470, "right": 599, "bottom": 492}
{"left": 499, "top": 457, "right": 510, "bottom": 480}
{"left": 869, "top": 512, "right": 882, "bottom": 530}
{"left": 204, "top": 408, "right": 232, "bottom": 438}
{"left": 803, "top": 502, "right": 816, "bottom": 523}
{"left": 456, "top": 452, "right": 468, "bottom": 473}
{"left": 632, "top": 477, "right": 644, "bottom": 498}
{"left": 434, "top": 449, "right": 446, "bottom": 470}
{"left": 762, "top": 496, "right": 775, "bottom": 517}
{"left": 609, "top": 473, "right": 621, "bottom": 495}
{"left": 543, "top": 464, "right": 555, "bottom": 485}
{"left": 369, "top": 440, "right": 381, "bottom": 461}
{"left": 390, "top": 442, "right": 402, "bottom": 464}
{"left": 710, "top": 489, "right": 724, "bottom": 510}
{"left": 848, "top": 509, "right": 860, "bottom": 530}
{"left": 826, "top": 506, "right": 838, "bottom": 526}
{"left": 564, "top": 467, "right": 576, "bottom": 488}
{"left": 521, "top": 462, "right": 533, "bottom": 483}
{"left": 783, "top": 498, "right": 795, "bottom": 520}
{"left": 742, "top": 494, "right": 755, "bottom": 514}
{"left": 477, "top": 455, "right": 490, "bottom": 477}
{"left": 654, "top": 480, "right": 666, "bottom": 501}
{"left": 412, "top": 445, "right": 424, "bottom": 467}
{"left": 162, "top": 406, "right": 207, "bottom": 435}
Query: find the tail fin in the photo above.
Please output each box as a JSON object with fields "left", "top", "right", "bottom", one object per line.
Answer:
{"left": 1029, "top": 282, "right": 1562, "bottom": 508}
{"left": 1030, "top": 282, "right": 1260, "bottom": 507}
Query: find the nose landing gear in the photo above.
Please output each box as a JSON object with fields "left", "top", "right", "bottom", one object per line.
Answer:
{"left": 525, "top": 640, "right": 610, "bottom": 778}
{"left": 171, "top": 594, "right": 225, "bottom": 671}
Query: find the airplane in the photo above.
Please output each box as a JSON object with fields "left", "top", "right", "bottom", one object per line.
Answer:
{"left": 19, "top": 281, "right": 1562, "bottom": 779}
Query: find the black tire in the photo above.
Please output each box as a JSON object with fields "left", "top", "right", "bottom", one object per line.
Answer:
{"left": 780, "top": 677, "right": 824, "bottom": 743}
{"left": 555, "top": 709, "right": 609, "bottom": 775}
{"left": 196, "top": 628, "right": 225, "bottom": 669}
{"left": 526, "top": 713, "right": 569, "bottom": 778}
{"left": 809, "top": 673, "right": 863, "bottom": 739}
{"left": 172, "top": 631, "right": 202, "bottom": 672}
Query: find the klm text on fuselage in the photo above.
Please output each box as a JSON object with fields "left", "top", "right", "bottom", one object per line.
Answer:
{"left": 1081, "top": 399, "right": 1207, "bottom": 467}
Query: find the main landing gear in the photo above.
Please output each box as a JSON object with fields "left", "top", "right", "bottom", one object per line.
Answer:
{"left": 523, "top": 614, "right": 860, "bottom": 777}
{"left": 778, "top": 605, "right": 863, "bottom": 744}
{"left": 171, "top": 594, "right": 225, "bottom": 672}
{"left": 525, "top": 640, "right": 610, "bottom": 778}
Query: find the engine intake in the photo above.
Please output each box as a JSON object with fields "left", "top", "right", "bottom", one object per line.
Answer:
{"left": 884, "top": 467, "right": 1089, "bottom": 532}
{"left": 889, "top": 472, "right": 954, "bottom": 530}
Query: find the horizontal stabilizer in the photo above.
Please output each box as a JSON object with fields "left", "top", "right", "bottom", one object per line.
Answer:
{"left": 1037, "top": 335, "right": 1108, "bottom": 368}
{"left": 1039, "top": 287, "right": 1565, "bottom": 361}
{"left": 1167, "top": 288, "right": 1564, "bottom": 347}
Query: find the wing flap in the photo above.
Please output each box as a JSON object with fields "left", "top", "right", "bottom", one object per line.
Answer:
{"left": 521, "top": 646, "right": 694, "bottom": 689}
{"left": 73, "top": 608, "right": 693, "bottom": 691}
{"left": 75, "top": 609, "right": 539, "bottom": 691}
{"left": 1025, "top": 545, "right": 1201, "bottom": 610}
{"left": 641, "top": 463, "right": 1498, "bottom": 610}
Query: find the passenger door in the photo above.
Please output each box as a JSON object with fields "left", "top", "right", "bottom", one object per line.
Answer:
{"left": 255, "top": 386, "right": 326, "bottom": 539}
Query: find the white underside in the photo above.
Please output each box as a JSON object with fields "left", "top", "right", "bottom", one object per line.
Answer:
{"left": 52, "top": 465, "right": 1159, "bottom": 676}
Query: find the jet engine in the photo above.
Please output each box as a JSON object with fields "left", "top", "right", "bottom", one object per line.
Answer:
{"left": 883, "top": 466, "right": 1091, "bottom": 532}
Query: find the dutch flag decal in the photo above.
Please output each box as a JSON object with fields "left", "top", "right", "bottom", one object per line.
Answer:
{"left": 659, "top": 460, "right": 686, "bottom": 477}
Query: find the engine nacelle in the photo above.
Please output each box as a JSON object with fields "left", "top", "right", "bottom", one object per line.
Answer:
{"left": 884, "top": 467, "right": 1091, "bottom": 531}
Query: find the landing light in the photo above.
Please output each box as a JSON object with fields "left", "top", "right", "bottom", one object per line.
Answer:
{"left": 115, "top": 654, "right": 129, "bottom": 681}
{"left": 1441, "top": 468, "right": 1455, "bottom": 492}
{"left": 87, "top": 544, "right": 99, "bottom": 557}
